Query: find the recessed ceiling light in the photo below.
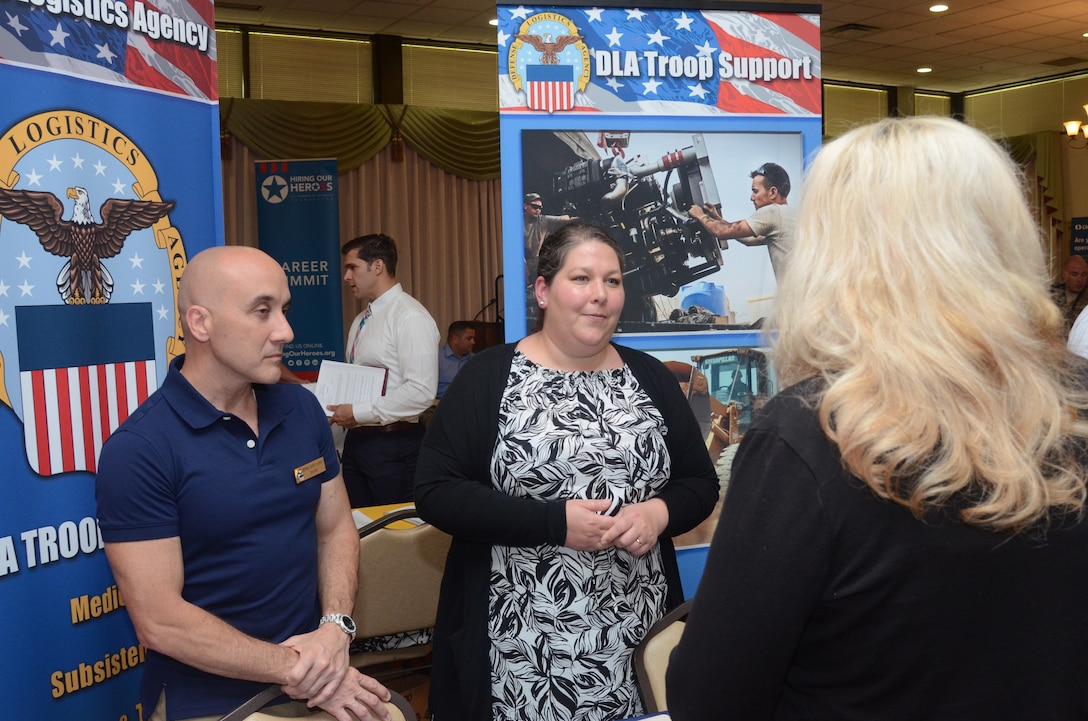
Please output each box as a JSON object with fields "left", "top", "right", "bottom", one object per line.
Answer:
{"left": 489, "top": 18, "right": 498, "bottom": 26}
{"left": 1083, "top": 31, "right": 1088, "bottom": 38}
{"left": 929, "top": 4, "right": 949, "bottom": 12}
{"left": 917, "top": 67, "right": 933, "bottom": 73}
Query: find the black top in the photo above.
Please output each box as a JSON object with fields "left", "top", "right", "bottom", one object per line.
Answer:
{"left": 667, "top": 378, "right": 1088, "bottom": 721}
{"left": 416, "top": 342, "right": 718, "bottom": 721}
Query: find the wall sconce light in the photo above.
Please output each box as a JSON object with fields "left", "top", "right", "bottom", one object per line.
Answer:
{"left": 1064, "top": 104, "right": 1088, "bottom": 149}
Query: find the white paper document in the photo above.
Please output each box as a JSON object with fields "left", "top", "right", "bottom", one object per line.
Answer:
{"left": 313, "top": 360, "right": 387, "bottom": 416}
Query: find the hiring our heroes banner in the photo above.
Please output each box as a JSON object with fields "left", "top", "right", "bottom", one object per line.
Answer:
{"left": 0, "top": 0, "right": 221, "bottom": 717}
{"left": 255, "top": 158, "right": 344, "bottom": 379}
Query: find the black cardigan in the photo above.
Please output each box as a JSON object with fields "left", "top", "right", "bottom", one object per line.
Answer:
{"left": 415, "top": 342, "right": 718, "bottom": 721}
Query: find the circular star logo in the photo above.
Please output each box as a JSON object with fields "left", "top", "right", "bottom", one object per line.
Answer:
{"left": 261, "top": 175, "right": 289, "bottom": 204}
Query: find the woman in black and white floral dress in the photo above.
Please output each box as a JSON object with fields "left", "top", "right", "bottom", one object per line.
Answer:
{"left": 416, "top": 223, "right": 718, "bottom": 721}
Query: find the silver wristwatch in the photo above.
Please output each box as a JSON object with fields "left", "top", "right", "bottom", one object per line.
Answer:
{"left": 319, "top": 613, "right": 357, "bottom": 640}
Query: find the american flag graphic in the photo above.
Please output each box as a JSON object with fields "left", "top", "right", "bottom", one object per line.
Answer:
{"left": 0, "top": 0, "right": 216, "bottom": 100}
{"left": 16, "top": 304, "right": 157, "bottom": 476}
{"left": 526, "top": 64, "right": 575, "bottom": 113}
{"left": 499, "top": 7, "right": 820, "bottom": 116}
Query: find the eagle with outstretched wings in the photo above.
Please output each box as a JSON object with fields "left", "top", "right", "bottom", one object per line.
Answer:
{"left": 0, "top": 186, "right": 174, "bottom": 304}
{"left": 516, "top": 33, "right": 583, "bottom": 64}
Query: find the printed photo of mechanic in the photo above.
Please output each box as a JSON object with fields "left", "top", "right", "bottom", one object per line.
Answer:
{"left": 520, "top": 129, "right": 803, "bottom": 333}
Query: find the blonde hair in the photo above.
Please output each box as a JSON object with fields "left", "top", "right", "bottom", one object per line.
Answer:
{"left": 772, "top": 117, "right": 1088, "bottom": 532}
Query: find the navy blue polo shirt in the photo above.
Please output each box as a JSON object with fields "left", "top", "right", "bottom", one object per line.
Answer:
{"left": 96, "top": 355, "right": 340, "bottom": 720}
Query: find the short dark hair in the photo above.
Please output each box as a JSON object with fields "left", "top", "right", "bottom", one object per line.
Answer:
{"left": 751, "top": 162, "right": 791, "bottom": 198}
{"left": 447, "top": 320, "right": 474, "bottom": 340}
{"left": 534, "top": 222, "right": 624, "bottom": 332}
{"left": 342, "top": 234, "right": 398, "bottom": 276}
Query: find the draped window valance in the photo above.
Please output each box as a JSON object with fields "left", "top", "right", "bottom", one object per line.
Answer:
{"left": 220, "top": 98, "right": 501, "bottom": 180}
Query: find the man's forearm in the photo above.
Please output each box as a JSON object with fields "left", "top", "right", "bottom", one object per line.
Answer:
{"left": 317, "top": 521, "right": 359, "bottom": 617}
{"left": 700, "top": 215, "right": 752, "bottom": 240}
{"left": 105, "top": 540, "right": 301, "bottom": 686}
{"left": 137, "top": 597, "right": 301, "bottom": 684}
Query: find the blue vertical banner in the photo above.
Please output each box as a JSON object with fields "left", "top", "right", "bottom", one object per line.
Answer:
{"left": 498, "top": 4, "right": 823, "bottom": 348}
{"left": 0, "top": 0, "right": 222, "bottom": 718}
{"left": 255, "top": 159, "right": 343, "bottom": 380}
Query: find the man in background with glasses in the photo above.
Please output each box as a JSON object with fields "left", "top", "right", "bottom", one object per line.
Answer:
{"left": 523, "top": 192, "right": 573, "bottom": 285}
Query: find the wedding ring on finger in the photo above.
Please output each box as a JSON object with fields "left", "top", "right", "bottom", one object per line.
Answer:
{"left": 636, "top": 538, "right": 644, "bottom": 545}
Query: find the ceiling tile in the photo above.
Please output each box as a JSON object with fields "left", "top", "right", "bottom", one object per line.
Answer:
{"left": 408, "top": 6, "right": 479, "bottom": 24}
{"left": 217, "top": 0, "right": 1088, "bottom": 93}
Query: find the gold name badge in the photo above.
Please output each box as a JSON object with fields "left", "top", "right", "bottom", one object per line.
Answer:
{"left": 294, "top": 457, "right": 327, "bottom": 484}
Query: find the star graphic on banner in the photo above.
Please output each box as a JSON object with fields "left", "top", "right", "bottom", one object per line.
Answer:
{"left": 113, "top": 178, "right": 127, "bottom": 194}
{"left": 157, "top": 305, "right": 170, "bottom": 320}
{"left": 263, "top": 176, "right": 288, "bottom": 201}
{"left": 49, "top": 22, "right": 70, "bottom": 47}
{"left": 643, "top": 78, "right": 662, "bottom": 94}
{"left": 96, "top": 42, "right": 117, "bottom": 64}
{"left": 606, "top": 27, "right": 623, "bottom": 46}
{"left": 606, "top": 77, "right": 624, "bottom": 91}
{"left": 688, "top": 83, "right": 709, "bottom": 99}
{"left": 19, "top": 279, "right": 34, "bottom": 297}
{"left": 509, "top": 6, "right": 531, "bottom": 20}
{"left": 94, "top": 159, "right": 107, "bottom": 175}
{"left": 71, "top": 153, "right": 85, "bottom": 169}
{"left": 7, "top": 12, "right": 28, "bottom": 36}
{"left": 0, "top": 308, "right": 9, "bottom": 327}
{"left": 131, "top": 279, "right": 145, "bottom": 295}
{"left": 695, "top": 40, "right": 715, "bottom": 57}
{"left": 626, "top": 9, "right": 646, "bottom": 21}
{"left": 47, "top": 154, "right": 63, "bottom": 172}
{"left": 647, "top": 29, "right": 670, "bottom": 47}
{"left": 130, "top": 252, "right": 144, "bottom": 269}
{"left": 25, "top": 169, "right": 42, "bottom": 186}
{"left": 153, "top": 279, "right": 165, "bottom": 294}
{"left": 497, "top": 29, "right": 510, "bottom": 46}
{"left": 16, "top": 251, "right": 32, "bottom": 269}
{"left": 0, "top": 279, "right": 8, "bottom": 296}
{"left": 675, "top": 12, "right": 694, "bottom": 31}
{"left": 585, "top": 7, "right": 604, "bottom": 22}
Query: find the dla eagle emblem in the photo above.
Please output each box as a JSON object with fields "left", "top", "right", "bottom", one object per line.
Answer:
{"left": 509, "top": 13, "right": 591, "bottom": 112}
{"left": 0, "top": 186, "right": 174, "bottom": 305}
{"left": 0, "top": 110, "right": 188, "bottom": 478}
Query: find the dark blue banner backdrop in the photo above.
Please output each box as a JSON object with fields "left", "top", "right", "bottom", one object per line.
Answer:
{"left": 498, "top": 3, "right": 823, "bottom": 351}
{"left": 0, "top": 0, "right": 222, "bottom": 717}
{"left": 255, "top": 159, "right": 343, "bottom": 380}
{"left": 1072, "top": 217, "right": 1088, "bottom": 258}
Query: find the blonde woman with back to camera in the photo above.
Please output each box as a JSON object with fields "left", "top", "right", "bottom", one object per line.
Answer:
{"left": 666, "top": 116, "right": 1088, "bottom": 720}
{"left": 416, "top": 222, "right": 718, "bottom": 721}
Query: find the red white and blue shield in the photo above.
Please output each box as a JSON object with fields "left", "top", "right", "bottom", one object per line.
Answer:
{"left": 526, "top": 64, "right": 575, "bottom": 113}
{"left": 16, "top": 303, "right": 157, "bottom": 476}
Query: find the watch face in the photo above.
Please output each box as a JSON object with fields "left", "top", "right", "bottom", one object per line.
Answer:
{"left": 342, "top": 616, "right": 357, "bottom": 634}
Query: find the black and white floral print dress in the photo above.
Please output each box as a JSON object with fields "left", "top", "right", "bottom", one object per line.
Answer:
{"left": 487, "top": 352, "right": 672, "bottom": 721}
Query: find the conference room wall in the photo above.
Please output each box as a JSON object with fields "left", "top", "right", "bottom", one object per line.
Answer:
{"left": 215, "top": 28, "right": 1088, "bottom": 336}
{"left": 221, "top": 135, "right": 504, "bottom": 348}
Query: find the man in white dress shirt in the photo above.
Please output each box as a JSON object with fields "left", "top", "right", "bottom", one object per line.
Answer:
{"left": 328, "top": 234, "right": 440, "bottom": 507}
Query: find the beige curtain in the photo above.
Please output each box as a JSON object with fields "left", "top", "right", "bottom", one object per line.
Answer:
{"left": 1006, "top": 131, "right": 1065, "bottom": 277}
{"left": 221, "top": 135, "right": 504, "bottom": 344}
{"left": 220, "top": 98, "right": 501, "bottom": 179}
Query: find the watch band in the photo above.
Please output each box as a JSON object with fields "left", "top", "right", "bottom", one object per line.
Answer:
{"left": 319, "top": 613, "right": 357, "bottom": 640}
